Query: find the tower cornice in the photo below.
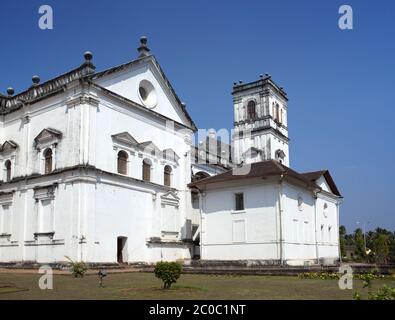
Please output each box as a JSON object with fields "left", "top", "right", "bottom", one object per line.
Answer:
{"left": 232, "top": 77, "right": 288, "bottom": 101}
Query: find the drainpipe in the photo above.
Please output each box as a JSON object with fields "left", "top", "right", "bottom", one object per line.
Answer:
{"left": 336, "top": 200, "right": 342, "bottom": 265}
{"left": 195, "top": 187, "right": 204, "bottom": 260}
{"left": 314, "top": 194, "right": 319, "bottom": 265}
{"left": 278, "top": 175, "right": 284, "bottom": 266}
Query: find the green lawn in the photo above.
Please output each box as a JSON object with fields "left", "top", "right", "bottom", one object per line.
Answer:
{"left": 0, "top": 272, "right": 393, "bottom": 300}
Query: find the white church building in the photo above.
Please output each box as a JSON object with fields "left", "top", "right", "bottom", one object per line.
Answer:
{"left": 0, "top": 37, "right": 342, "bottom": 266}
{"left": 189, "top": 77, "right": 342, "bottom": 266}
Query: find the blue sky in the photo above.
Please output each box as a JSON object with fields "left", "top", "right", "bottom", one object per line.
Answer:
{"left": 0, "top": 0, "right": 394, "bottom": 232}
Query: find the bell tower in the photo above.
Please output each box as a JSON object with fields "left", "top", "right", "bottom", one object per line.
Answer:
{"left": 232, "top": 74, "right": 290, "bottom": 166}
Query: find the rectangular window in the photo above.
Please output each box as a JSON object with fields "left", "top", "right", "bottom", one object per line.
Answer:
{"left": 234, "top": 193, "right": 244, "bottom": 211}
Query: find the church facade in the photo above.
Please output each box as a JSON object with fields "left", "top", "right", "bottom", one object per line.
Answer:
{"left": 0, "top": 37, "right": 341, "bottom": 266}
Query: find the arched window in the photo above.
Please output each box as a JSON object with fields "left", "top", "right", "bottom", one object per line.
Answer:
{"left": 247, "top": 101, "right": 256, "bottom": 120}
{"left": 275, "top": 149, "right": 285, "bottom": 164}
{"left": 164, "top": 165, "right": 172, "bottom": 187}
{"left": 275, "top": 103, "right": 280, "bottom": 122}
{"left": 142, "top": 159, "right": 151, "bottom": 182}
{"left": 4, "top": 160, "right": 11, "bottom": 182}
{"left": 117, "top": 151, "right": 128, "bottom": 175}
{"left": 323, "top": 203, "right": 328, "bottom": 218}
{"left": 297, "top": 196, "right": 303, "bottom": 211}
{"left": 44, "top": 148, "right": 53, "bottom": 174}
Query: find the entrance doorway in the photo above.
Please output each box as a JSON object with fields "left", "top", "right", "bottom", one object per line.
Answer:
{"left": 117, "top": 236, "right": 128, "bottom": 264}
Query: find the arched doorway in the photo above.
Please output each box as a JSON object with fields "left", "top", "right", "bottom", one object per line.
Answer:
{"left": 117, "top": 236, "right": 128, "bottom": 264}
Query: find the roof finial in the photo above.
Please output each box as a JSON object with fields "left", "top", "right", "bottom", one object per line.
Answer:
{"left": 32, "top": 75, "right": 40, "bottom": 86}
{"left": 7, "top": 87, "right": 14, "bottom": 97}
{"left": 84, "top": 51, "right": 93, "bottom": 62}
{"left": 81, "top": 51, "right": 96, "bottom": 75}
{"left": 138, "top": 36, "right": 150, "bottom": 58}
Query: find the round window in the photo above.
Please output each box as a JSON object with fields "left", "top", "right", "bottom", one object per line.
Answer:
{"left": 139, "top": 87, "right": 148, "bottom": 101}
{"left": 138, "top": 80, "right": 157, "bottom": 108}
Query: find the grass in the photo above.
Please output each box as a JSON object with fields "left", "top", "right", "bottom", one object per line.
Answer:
{"left": 0, "top": 272, "right": 393, "bottom": 300}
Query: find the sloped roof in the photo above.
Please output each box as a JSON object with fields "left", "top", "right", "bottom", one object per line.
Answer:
{"left": 110, "top": 132, "right": 180, "bottom": 163}
{"left": 0, "top": 47, "right": 197, "bottom": 132}
{"left": 188, "top": 160, "right": 319, "bottom": 191}
{"left": 34, "top": 128, "right": 62, "bottom": 142}
{"left": 163, "top": 148, "right": 180, "bottom": 162}
{"left": 0, "top": 61, "right": 95, "bottom": 114}
{"left": 0, "top": 140, "right": 18, "bottom": 152}
{"left": 302, "top": 170, "right": 342, "bottom": 197}
{"left": 138, "top": 141, "right": 162, "bottom": 155}
{"left": 111, "top": 132, "right": 138, "bottom": 146}
{"left": 91, "top": 54, "right": 197, "bottom": 131}
{"left": 302, "top": 170, "right": 326, "bottom": 181}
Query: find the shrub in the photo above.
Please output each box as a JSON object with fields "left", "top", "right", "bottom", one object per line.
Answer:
{"left": 353, "top": 291, "right": 362, "bottom": 300}
{"left": 65, "top": 256, "right": 88, "bottom": 278}
{"left": 358, "top": 273, "right": 374, "bottom": 288}
{"left": 369, "top": 285, "right": 395, "bottom": 300}
{"left": 154, "top": 261, "right": 182, "bottom": 289}
{"left": 297, "top": 272, "right": 340, "bottom": 280}
{"left": 352, "top": 272, "right": 395, "bottom": 300}
{"left": 354, "top": 285, "right": 395, "bottom": 300}
{"left": 297, "top": 272, "right": 388, "bottom": 281}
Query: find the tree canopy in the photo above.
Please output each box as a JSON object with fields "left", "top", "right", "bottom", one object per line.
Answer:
{"left": 339, "top": 226, "right": 395, "bottom": 263}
